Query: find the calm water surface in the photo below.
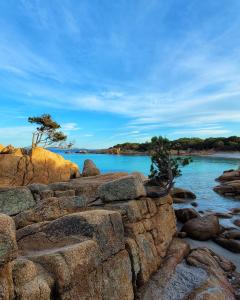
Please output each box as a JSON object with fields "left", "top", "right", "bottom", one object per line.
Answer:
{"left": 60, "top": 152, "right": 240, "bottom": 225}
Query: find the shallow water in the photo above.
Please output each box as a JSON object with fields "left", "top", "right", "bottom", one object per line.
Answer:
{"left": 59, "top": 152, "right": 240, "bottom": 225}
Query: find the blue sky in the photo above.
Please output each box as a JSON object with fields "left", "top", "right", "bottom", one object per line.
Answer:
{"left": 0, "top": 0, "right": 240, "bottom": 148}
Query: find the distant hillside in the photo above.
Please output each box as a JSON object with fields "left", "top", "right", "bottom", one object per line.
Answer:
{"left": 111, "top": 136, "right": 240, "bottom": 153}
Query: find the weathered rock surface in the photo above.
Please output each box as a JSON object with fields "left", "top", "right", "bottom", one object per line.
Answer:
{"left": 234, "top": 218, "right": 240, "bottom": 227}
{"left": 186, "top": 248, "right": 236, "bottom": 300}
{"left": 82, "top": 159, "right": 100, "bottom": 177}
{"left": 175, "top": 208, "right": 200, "bottom": 223}
{"left": 0, "top": 214, "right": 17, "bottom": 265}
{"left": 0, "top": 146, "right": 80, "bottom": 186}
{"left": 99, "top": 174, "right": 146, "bottom": 202}
{"left": 171, "top": 187, "right": 196, "bottom": 203}
{"left": 0, "top": 214, "right": 17, "bottom": 300}
{"left": 13, "top": 195, "right": 88, "bottom": 229}
{"left": 0, "top": 187, "right": 35, "bottom": 216}
{"left": 182, "top": 215, "right": 221, "bottom": 240}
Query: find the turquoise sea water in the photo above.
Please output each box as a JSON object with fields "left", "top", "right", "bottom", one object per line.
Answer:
{"left": 59, "top": 152, "right": 240, "bottom": 225}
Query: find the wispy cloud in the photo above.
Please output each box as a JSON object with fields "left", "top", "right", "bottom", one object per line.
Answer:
{"left": 0, "top": 0, "right": 240, "bottom": 147}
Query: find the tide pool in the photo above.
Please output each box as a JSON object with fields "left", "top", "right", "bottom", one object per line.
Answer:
{"left": 59, "top": 152, "right": 240, "bottom": 221}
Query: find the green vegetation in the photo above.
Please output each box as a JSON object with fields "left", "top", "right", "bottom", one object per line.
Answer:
{"left": 148, "top": 136, "right": 192, "bottom": 193}
{"left": 28, "top": 114, "right": 67, "bottom": 148}
{"left": 113, "top": 136, "right": 240, "bottom": 153}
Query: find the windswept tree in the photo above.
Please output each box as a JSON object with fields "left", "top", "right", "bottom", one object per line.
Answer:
{"left": 28, "top": 114, "right": 67, "bottom": 148}
{"left": 148, "top": 136, "right": 192, "bottom": 195}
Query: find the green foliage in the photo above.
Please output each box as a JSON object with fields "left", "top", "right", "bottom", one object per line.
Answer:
{"left": 148, "top": 136, "right": 192, "bottom": 188}
{"left": 113, "top": 136, "right": 240, "bottom": 152}
{"left": 28, "top": 114, "right": 67, "bottom": 148}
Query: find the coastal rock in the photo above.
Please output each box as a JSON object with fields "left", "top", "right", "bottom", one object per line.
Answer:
{"left": 234, "top": 219, "right": 240, "bottom": 227}
{"left": 99, "top": 174, "right": 146, "bottom": 202}
{"left": 0, "top": 214, "right": 17, "bottom": 265}
{"left": 186, "top": 248, "right": 236, "bottom": 300}
{"left": 82, "top": 159, "right": 100, "bottom": 177}
{"left": 214, "top": 237, "right": 240, "bottom": 253}
{"left": 214, "top": 212, "right": 233, "bottom": 219}
{"left": 175, "top": 208, "right": 200, "bottom": 223}
{"left": 217, "top": 169, "right": 240, "bottom": 182}
{"left": 0, "top": 147, "right": 80, "bottom": 187}
{"left": 0, "top": 187, "right": 35, "bottom": 216}
{"left": 181, "top": 215, "right": 221, "bottom": 240}
{"left": 171, "top": 187, "right": 196, "bottom": 203}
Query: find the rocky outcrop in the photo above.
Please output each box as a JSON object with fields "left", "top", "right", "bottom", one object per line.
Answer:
{"left": 82, "top": 159, "right": 100, "bottom": 177}
{"left": 181, "top": 215, "right": 221, "bottom": 240}
{"left": 0, "top": 171, "right": 238, "bottom": 299}
{"left": 214, "top": 228, "right": 240, "bottom": 253}
{"left": 214, "top": 169, "right": 240, "bottom": 198}
{"left": 0, "top": 146, "right": 80, "bottom": 187}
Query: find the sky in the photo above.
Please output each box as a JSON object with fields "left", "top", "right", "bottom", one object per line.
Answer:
{"left": 0, "top": 0, "right": 240, "bottom": 148}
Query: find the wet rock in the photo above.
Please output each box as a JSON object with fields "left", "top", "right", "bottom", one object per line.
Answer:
{"left": 217, "top": 169, "right": 240, "bottom": 182}
{"left": 182, "top": 215, "right": 221, "bottom": 241}
{"left": 191, "top": 201, "right": 198, "bottom": 207}
{"left": 99, "top": 174, "right": 146, "bottom": 202}
{"left": 0, "top": 187, "right": 35, "bottom": 216}
{"left": 82, "top": 159, "right": 100, "bottom": 177}
{"left": 214, "top": 237, "right": 240, "bottom": 253}
{"left": 231, "top": 208, "right": 240, "bottom": 215}
{"left": 234, "top": 219, "right": 240, "bottom": 227}
{"left": 214, "top": 212, "right": 233, "bottom": 219}
{"left": 171, "top": 187, "right": 196, "bottom": 203}
{"left": 175, "top": 208, "right": 200, "bottom": 223}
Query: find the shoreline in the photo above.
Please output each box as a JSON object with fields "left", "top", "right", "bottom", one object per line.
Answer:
{"left": 63, "top": 149, "right": 240, "bottom": 159}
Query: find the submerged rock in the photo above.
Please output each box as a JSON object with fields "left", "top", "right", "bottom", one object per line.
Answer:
{"left": 82, "top": 159, "right": 100, "bottom": 177}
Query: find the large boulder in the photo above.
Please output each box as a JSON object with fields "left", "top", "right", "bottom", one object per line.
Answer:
{"left": 99, "top": 174, "right": 146, "bottom": 202}
{"left": 0, "top": 187, "right": 35, "bottom": 216}
{"left": 0, "top": 147, "right": 80, "bottom": 186}
{"left": 82, "top": 159, "right": 100, "bottom": 177}
{"left": 181, "top": 215, "right": 221, "bottom": 240}
{"left": 175, "top": 208, "right": 200, "bottom": 223}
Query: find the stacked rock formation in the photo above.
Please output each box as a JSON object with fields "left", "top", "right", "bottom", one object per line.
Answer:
{"left": 0, "top": 165, "right": 239, "bottom": 298}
